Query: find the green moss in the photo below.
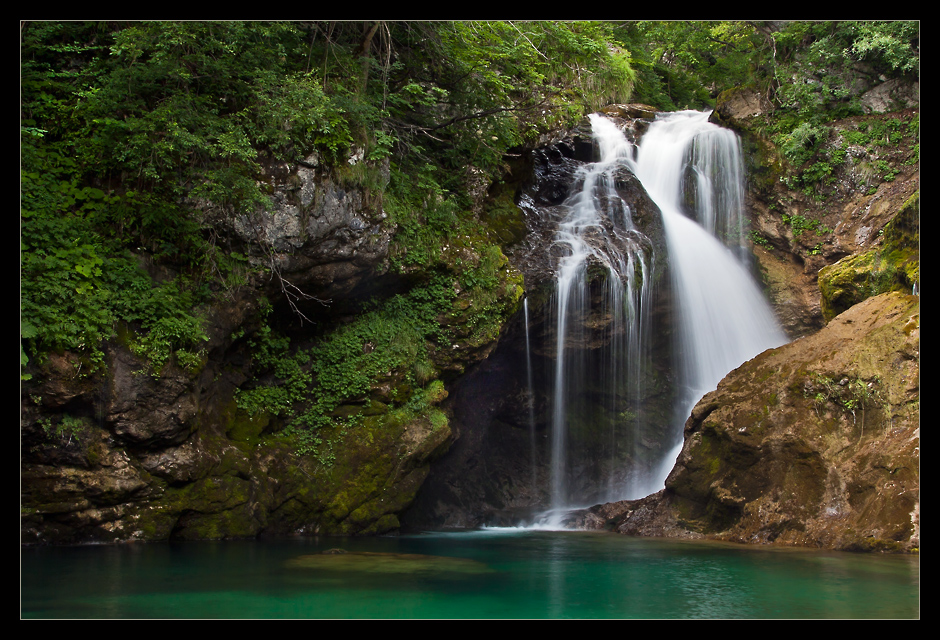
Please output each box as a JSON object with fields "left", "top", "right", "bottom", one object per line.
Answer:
{"left": 672, "top": 495, "right": 707, "bottom": 531}
{"left": 707, "top": 455, "right": 721, "bottom": 476}
{"left": 174, "top": 504, "right": 260, "bottom": 540}
{"left": 226, "top": 402, "right": 271, "bottom": 442}
{"left": 129, "top": 506, "right": 178, "bottom": 540}
{"left": 818, "top": 188, "right": 917, "bottom": 322}
{"left": 483, "top": 185, "right": 527, "bottom": 246}
{"left": 819, "top": 249, "right": 907, "bottom": 322}
{"left": 841, "top": 537, "right": 905, "bottom": 553}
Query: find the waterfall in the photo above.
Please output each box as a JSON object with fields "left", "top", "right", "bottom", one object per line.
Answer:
{"left": 634, "top": 111, "right": 787, "bottom": 455}
{"left": 524, "top": 297, "right": 537, "bottom": 496}
{"left": 543, "top": 110, "right": 787, "bottom": 523}
{"left": 548, "top": 114, "right": 654, "bottom": 518}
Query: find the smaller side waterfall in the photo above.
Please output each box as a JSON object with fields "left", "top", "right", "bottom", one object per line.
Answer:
{"left": 524, "top": 297, "right": 537, "bottom": 496}
{"left": 548, "top": 114, "right": 655, "bottom": 519}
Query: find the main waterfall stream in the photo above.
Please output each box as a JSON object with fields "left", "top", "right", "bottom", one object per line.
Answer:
{"left": 634, "top": 110, "right": 787, "bottom": 415}
{"left": 542, "top": 110, "right": 787, "bottom": 525}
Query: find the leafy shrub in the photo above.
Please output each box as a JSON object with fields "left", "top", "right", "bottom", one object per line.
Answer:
{"left": 776, "top": 122, "right": 829, "bottom": 168}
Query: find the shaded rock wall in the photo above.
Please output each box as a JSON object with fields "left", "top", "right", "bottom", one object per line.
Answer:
{"left": 20, "top": 149, "right": 484, "bottom": 544}
{"left": 21, "top": 311, "right": 455, "bottom": 544}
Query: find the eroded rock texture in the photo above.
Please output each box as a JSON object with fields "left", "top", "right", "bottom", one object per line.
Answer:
{"left": 602, "top": 292, "right": 918, "bottom": 552}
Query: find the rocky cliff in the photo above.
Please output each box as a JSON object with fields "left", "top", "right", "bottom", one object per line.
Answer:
{"left": 21, "top": 96, "right": 919, "bottom": 551}
{"left": 20, "top": 147, "right": 523, "bottom": 544}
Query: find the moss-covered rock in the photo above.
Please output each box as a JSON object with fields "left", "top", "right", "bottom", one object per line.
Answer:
{"left": 611, "top": 291, "right": 919, "bottom": 552}
{"left": 818, "top": 190, "right": 919, "bottom": 322}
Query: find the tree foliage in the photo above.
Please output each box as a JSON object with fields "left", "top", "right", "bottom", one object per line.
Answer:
{"left": 20, "top": 20, "right": 639, "bottom": 373}
{"left": 616, "top": 21, "right": 762, "bottom": 111}
{"left": 20, "top": 20, "right": 918, "bottom": 380}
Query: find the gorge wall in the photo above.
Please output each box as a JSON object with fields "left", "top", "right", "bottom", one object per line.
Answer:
{"left": 403, "top": 97, "right": 919, "bottom": 551}
{"left": 21, "top": 94, "right": 918, "bottom": 551}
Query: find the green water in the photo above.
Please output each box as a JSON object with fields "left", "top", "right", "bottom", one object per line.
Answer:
{"left": 20, "top": 530, "right": 919, "bottom": 619}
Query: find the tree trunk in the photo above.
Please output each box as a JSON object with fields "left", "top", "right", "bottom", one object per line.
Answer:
{"left": 358, "top": 21, "right": 381, "bottom": 96}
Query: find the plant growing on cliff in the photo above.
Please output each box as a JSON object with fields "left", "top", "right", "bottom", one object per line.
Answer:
{"left": 805, "top": 373, "right": 887, "bottom": 443}
{"left": 39, "top": 414, "right": 87, "bottom": 447}
{"left": 235, "top": 272, "right": 458, "bottom": 458}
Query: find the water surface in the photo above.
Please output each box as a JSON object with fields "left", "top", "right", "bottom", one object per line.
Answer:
{"left": 21, "top": 530, "right": 919, "bottom": 619}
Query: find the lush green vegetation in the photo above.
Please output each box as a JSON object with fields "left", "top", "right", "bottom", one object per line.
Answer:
{"left": 20, "top": 21, "right": 635, "bottom": 373}
{"left": 20, "top": 20, "right": 633, "bottom": 460}
{"left": 616, "top": 21, "right": 763, "bottom": 111}
{"left": 233, "top": 274, "right": 456, "bottom": 464}
{"left": 21, "top": 20, "right": 919, "bottom": 459}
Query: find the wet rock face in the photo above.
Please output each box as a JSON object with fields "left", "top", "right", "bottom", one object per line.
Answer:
{"left": 510, "top": 116, "right": 668, "bottom": 328}
{"left": 711, "top": 87, "right": 774, "bottom": 130}
{"left": 105, "top": 348, "right": 199, "bottom": 448}
{"left": 21, "top": 342, "right": 455, "bottom": 544}
{"left": 609, "top": 292, "right": 919, "bottom": 552}
{"left": 403, "top": 114, "right": 678, "bottom": 530}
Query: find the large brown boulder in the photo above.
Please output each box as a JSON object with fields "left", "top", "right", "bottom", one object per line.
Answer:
{"left": 610, "top": 291, "right": 919, "bottom": 552}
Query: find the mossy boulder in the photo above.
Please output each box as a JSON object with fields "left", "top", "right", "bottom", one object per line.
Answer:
{"left": 819, "top": 191, "right": 919, "bottom": 322}
{"left": 611, "top": 291, "right": 919, "bottom": 552}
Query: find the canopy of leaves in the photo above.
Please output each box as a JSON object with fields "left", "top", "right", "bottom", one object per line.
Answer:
{"left": 20, "top": 20, "right": 918, "bottom": 373}
{"left": 20, "top": 20, "right": 640, "bottom": 369}
{"left": 754, "top": 20, "right": 919, "bottom": 127}
{"left": 616, "top": 21, "right": 762, "bottom": 111}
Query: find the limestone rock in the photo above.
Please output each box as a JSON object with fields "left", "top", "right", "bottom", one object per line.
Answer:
{"left": 611, "top": 292, "right": 919, "bottom": 552}
{"left": 210, "top": 153, "right": 395, "bottom": 303}
{"left": 819, "top": 191, "right": 919, "bottom": 322}
{"left": 860, "top": 78, "right": 920, "bottom": 114}
{"left": 712, "top": 87, "right": 774, "bottom": 129}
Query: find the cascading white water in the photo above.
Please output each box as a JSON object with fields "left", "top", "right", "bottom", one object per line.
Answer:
{"left": 524, "top": 297, "right": 537, "bottom": 495}
{"left": 634, "top": 109, "right": 788, "bottom": 470}
{"left": 543, "top": 110, "right": 787, "bottom": 526}
{"left": 547, "top": 114, "right": 654, "bottom": 521}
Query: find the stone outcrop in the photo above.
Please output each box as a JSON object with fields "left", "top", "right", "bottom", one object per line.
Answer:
{"left": 712, "top": 87, "right": 774, "bottom": 129}
{"left": 604, "top": 291, "right": 918, "bottom": 552}
{"left": 20, "top": 327, "right": 455, "bottom": 544}
{"left": 20, "top": 147, "right": 503, "bottom": 544}
{"left": 818, "top": 191, "right": 919, "bottom": 322}
{"left": 203, "top": 150, "right": 395, "bottom": 307}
